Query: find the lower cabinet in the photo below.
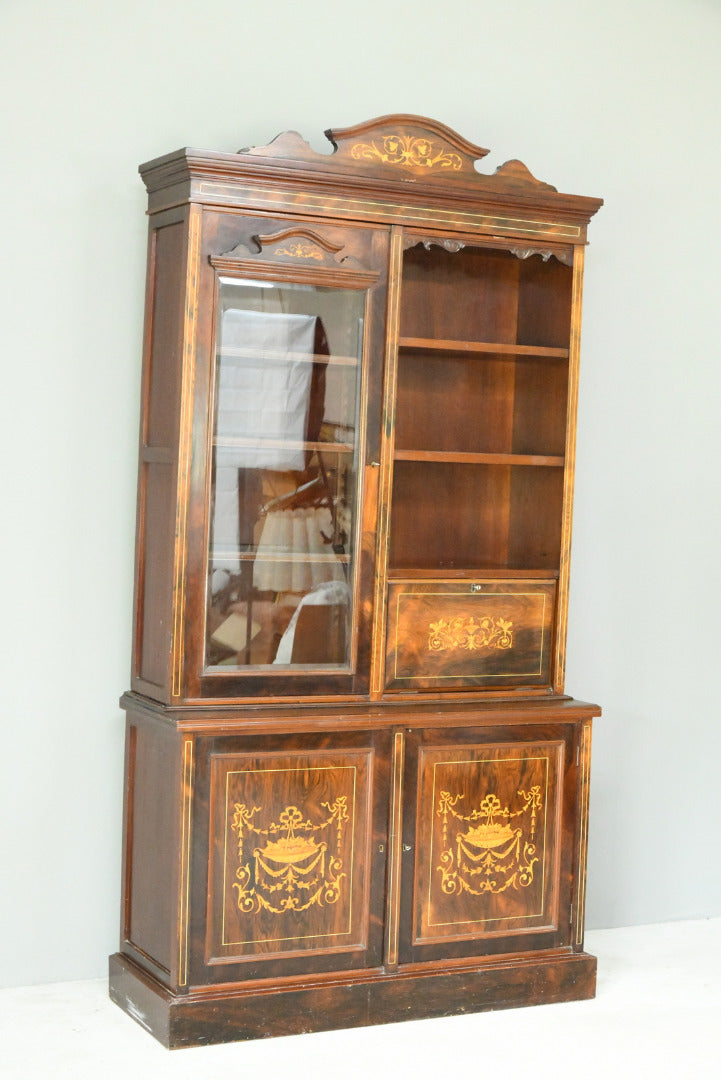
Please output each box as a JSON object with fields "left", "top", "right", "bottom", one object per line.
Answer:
{"left": 110, "top": 696, "right": 597, "bottom": 1048}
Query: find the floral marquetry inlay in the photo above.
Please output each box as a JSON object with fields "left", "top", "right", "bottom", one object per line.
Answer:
{"left": 428, "top": 615, "right": 514, "bottom": 652}
{"left": 436, "top": 785, "right": 543, "bottom": 896}
{"left": 351, "top": 134, "right": 463, "bottom": 171}
{"left": 274, "top": 242, "right": 325, "bottom": 260}
{"left": 231, "top": 797, "right": 349, "bottom": 915}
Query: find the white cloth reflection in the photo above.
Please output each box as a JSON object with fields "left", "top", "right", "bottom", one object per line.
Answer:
{"left": 253, "top": 506, "right": 345, "bottom": 593}
{"left": 273, "top": 581, "right": 350, "bottom": 665}
{"left": 216, "top": 310, "right": 321, "bottom": 471}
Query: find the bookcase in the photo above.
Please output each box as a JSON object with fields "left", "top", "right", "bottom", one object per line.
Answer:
{"left": 110, "top": 115, "right": 602, "bottom": 1047}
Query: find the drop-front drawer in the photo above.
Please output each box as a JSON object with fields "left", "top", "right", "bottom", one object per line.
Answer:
{"left": 384, "top": 578, "right": 556, "bottom": 691}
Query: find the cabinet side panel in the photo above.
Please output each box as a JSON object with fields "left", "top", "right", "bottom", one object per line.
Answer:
{"left": 553, "top": 246, "right": 586, "bottom": 693}
{"left": 126, "top": 718, "right": 179, "bottom": 974}
{"left": 574, "top": 718, "right": 593, "bottom": 946}
{"left": 146, "top": 223, "right": 185, "bottom": 448}
{"left": 138, "top": 462, "right": 175, "bottom": 688}
{"left": 134, "top": 222, "right": 186, "bottom": 693}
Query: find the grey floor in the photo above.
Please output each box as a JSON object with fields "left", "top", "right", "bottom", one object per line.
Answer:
{"left": 2, "top": 918, "right": 719, "bottom": 1079}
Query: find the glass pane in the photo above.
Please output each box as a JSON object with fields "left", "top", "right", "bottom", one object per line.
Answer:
{"left": 206, "top": 278, "right": 364, "bottom": 670}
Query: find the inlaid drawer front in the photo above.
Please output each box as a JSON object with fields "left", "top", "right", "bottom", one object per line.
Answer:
{"left": 413, "top": 741, "right": 563, "bottom": 945}
{"left": 384, "top": 579, "right": 556, "bottom": 690}
{"left": 206, "top": 748, "right": 373, "bottom": 965}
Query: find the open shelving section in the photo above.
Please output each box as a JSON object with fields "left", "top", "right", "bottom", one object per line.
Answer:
{"left": 385, "top": 238, "right": 574, "bottom": 579}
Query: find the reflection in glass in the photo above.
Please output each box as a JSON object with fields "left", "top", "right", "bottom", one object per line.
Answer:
{"left": 206, "top": 279, "right": 364, "bottom": 670}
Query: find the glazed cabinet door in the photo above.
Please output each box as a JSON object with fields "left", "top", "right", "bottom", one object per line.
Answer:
{"left": 134, "top": 207, "right": 388, "bottom": 704}
{"left": 188, "top": 729, "right": 390, "bottom": 985}
{"left": 190, "top": 213, "right": 388, "bottom": 702}
{"left": 397, "top": 724, "right": 579, "bottom": 964}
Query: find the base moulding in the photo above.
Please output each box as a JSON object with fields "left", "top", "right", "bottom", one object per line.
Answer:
{"left": 109, "top": 949, "right": 597, "bottom": 1049}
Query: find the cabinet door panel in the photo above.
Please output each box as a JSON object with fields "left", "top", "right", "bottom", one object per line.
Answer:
{"left": 201, "top": 736, "right": 386, "bottom": 980}
{"left": 385, "top": 579, "right": 555, "bottom": 691}
{"left": 400, "top": 727, "right": 572, "bottom": 964}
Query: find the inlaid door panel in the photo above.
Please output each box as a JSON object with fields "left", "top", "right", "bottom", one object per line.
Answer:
{"left": 399, "top": 727, "right": 571, "bottom": 964}
{"left": 203, "top": 736, "right": 387, "bottom": 978}
{"left": 385, "top": 580, "right": 556, "bottom": 692}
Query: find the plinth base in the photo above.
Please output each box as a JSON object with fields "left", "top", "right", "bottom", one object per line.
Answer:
{"left": 109, "top": 950, "right": 597, "bottom": 1049}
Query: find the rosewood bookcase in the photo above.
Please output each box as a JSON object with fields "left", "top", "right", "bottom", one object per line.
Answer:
{"left": 109, "top": 115, "right": 602, "bottom": 1047}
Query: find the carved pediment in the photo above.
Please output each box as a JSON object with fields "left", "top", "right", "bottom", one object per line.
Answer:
{"left": 239, "top": 114, "right": 558, "bottom": 194}
{"left": 326, "top": 114, "right": 489, "bottom": 178}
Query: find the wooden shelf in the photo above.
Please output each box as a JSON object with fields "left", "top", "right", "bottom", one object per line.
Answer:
{"left": 387, "top": 567, "right": 560, "bottom": 580}
{"left": 212, "top": 550, "right": 351, "bottom": 565}
{"left": 393, "top": 449, "right": 565, "bottom": 467}
{"left": 398, "top": 336, "right": 569, "bottom": 359}
{"left": 218, "top": 346, "right": 359, "bottom": 367}
{"left": 214, "top": 437, "right": 354, "bottom": 454}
